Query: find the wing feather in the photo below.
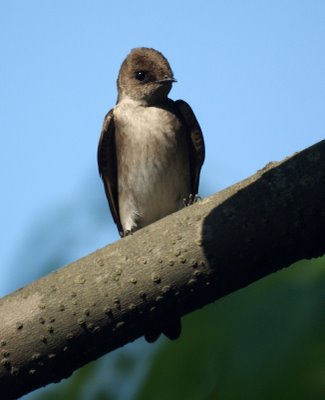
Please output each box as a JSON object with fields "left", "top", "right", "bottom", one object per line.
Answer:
{"left": 97, "top": 109, "right": 123, "bottom": 236}
{"left": 175, "top": 100, "right": 205, "bottom": 195}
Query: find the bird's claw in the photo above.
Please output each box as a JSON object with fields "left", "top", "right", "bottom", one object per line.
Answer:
{"left": 122, "top": 229, "right": 134, "bottom": 237}
{"left": 183, "top": 194, "right": 201, "bottom": 207}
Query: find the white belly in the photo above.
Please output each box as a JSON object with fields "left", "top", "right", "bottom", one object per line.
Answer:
{"left": 114, "top": 101, "right": 190, "bottom": 232}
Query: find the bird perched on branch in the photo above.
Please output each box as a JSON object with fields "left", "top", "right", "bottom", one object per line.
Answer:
{"left": 98, "top": 47, "right": 205, "bottom": 342}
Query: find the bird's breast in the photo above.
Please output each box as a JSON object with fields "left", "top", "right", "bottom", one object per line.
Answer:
{"left": 114, "top": 102, "right": 190, "bottom": 231}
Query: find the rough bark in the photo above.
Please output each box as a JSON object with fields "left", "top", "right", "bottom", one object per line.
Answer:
{"left": 1, "top": 140, "right": 325, "bottom": 399}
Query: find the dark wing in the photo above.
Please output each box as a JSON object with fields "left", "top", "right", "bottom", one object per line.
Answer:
{"left": 175, "top": 100, "right": 205, "bottom": 195}
{"left": 97, "top": 109, "right": 123, "bottom": 235}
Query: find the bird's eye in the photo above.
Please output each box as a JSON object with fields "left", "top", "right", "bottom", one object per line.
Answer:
{"left": 135, "top": 71, "right": 146, "bottom": 81}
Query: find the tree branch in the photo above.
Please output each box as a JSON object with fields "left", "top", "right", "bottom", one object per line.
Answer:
{"left": 1, "top": 140, "right": 325, "bottom": 399}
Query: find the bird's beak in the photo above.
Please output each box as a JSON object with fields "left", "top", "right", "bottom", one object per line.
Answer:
{"left": 156, "top": 77, "right": 177, "bottom": 84}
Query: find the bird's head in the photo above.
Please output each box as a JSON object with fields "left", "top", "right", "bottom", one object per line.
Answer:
{"left": 117, "top": 47, "right": 176, "bottom": 104}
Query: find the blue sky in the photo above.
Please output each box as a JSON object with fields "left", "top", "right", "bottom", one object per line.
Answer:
{"left": 0, "top": 1, "right": 324, "bottom": 296}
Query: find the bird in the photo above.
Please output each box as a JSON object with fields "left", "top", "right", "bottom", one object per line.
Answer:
{"left": 98, "top": 47, "right": 205, "bottom": 342}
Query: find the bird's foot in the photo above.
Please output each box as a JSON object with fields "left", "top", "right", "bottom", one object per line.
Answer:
{"left": 121, "top": 228, "right": 135, "bottom": 237}
{"left": 183, "top": 193, "right": 201, "bottom": 207}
